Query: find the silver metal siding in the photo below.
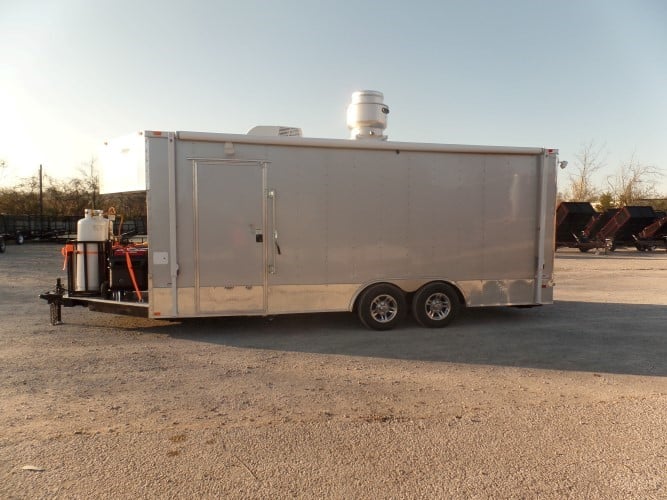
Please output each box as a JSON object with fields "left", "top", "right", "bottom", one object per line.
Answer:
{"left": 148, "top": 136, "right": 555, "bottom": 317}
{"left": 146, "top": 136, "right": 171, "bottom": 290}
{"left": 265, "top": 145, "right": 540, "bottom": 284}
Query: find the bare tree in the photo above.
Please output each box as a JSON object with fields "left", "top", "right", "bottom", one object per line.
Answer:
{"left": 607, "top": 155, "right": 662, "bottom": 206}
{"left": 77, "top": 157, "right": 99, "bottom": 209}
{"left": 0, "top": 174, "right": 41, "bottom": 214}
{"left": 566, "top": 141, "right": 606, "bottom": 201}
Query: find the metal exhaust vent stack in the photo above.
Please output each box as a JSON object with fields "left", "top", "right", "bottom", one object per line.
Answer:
{"left": 346, "top": 90, "right": 389, "bottom": 140}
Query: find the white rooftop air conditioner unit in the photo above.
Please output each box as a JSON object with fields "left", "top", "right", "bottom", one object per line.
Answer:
{"left": 247, "top": 126, "right": 303, "bottom": 137}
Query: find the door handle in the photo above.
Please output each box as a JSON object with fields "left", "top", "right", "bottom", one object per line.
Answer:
{"left": 268, "top": 190, "right": 278, "bottom": 274}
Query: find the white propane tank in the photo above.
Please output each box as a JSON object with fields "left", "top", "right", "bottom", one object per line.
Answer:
{"left": 346, "top": 90, "right": 390, "bottom": 140}
{"left": 75, "top": 209, "right": 108, "bottom": 292}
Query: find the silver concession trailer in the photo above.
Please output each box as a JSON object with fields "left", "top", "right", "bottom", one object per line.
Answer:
{"left": 41, "top": 91, "right": 558, "bottom": 330}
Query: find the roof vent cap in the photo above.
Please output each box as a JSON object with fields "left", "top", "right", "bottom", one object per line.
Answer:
{"left": 346, "top": 90, "right": 389, "bottom": 140}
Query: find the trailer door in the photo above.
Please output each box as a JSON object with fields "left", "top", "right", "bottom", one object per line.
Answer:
{"left": 194, "top": 160, "right": 265, "bottom": 314}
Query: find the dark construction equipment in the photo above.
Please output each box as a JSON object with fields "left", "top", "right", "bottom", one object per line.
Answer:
{"left": 559, "top": 205, "right": 667, "bottom": 253}
{"left": 108, "top": 247, "right": 149, "bottom": 292}
{"left": 555, "top": 202, "right": 598, "bottom": 249}
{"left": 584, "top": 208, "right": 618, "bottom": 239}
{"left": 634, "top": 213, "right": 667, "bottom": 251}
{"left": 596, "top": 206, "right": 659, "bottom": 251}
{"left": 568, "top": 208, "right": 618, "bottom": 252}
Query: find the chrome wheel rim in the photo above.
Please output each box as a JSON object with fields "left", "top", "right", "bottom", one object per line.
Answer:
{"left": 370, "top": 294, "right": 398, "bottom": 323}
{"left": 425, "top": 293, "right": 451, "bottom": 321}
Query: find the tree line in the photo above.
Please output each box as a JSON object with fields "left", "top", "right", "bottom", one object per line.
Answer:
{"left": 563, "top": 141, "right": 666, "bottom": 211}
{"left": 0, "top": 161, "right": 146, "bottom": 218}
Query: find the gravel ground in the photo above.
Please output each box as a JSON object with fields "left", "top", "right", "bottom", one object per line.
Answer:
{"left": 0, "top": 243, "right": 665, "bottom": 499}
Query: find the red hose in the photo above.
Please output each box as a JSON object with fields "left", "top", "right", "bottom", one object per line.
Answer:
{"left": 124, "top": 250, "right": 143, "bottom": 302}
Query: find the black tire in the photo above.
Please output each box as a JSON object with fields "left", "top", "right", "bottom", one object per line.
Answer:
{"left": 16, "top": 233, "right": 24, "bottom": 245}
{"left": 357, "top": 283, "right": 406, "bottom": 331}
{"left": 411, "top": 282, "right": 460, "bottom": 328}
{"left": 0, "top": 239, "right": 6, "bottom": 253}
{"left": 578, "top": 247, "right": 590, "bottom": 253}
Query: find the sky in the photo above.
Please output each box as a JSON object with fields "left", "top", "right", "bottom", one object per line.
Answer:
{"left": 1, "top": 0, "right": 666, "bottom": 195}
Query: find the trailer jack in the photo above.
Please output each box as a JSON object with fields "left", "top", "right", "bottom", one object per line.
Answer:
{"left": 39, "top": 278, "right": 65, "bottom": 326}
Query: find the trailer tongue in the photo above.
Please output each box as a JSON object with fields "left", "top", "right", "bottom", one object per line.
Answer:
{"left": 40, "top": 277, "right": 149, "bottom": 326}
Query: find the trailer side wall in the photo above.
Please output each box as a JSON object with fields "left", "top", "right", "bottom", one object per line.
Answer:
{"left": 144, "top": 136, "right": 556, "bottom": 318}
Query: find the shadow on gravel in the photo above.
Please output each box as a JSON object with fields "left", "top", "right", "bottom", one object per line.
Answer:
{"left": 139, "top": 300, "right": 667, "bottom": 377}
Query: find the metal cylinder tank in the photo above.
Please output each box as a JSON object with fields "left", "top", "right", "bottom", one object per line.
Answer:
{"left": 346, "top": 90, "right": 390, "bottom": 140}
{"left": 75, "top": 209, "right": 108, "bottom": 292}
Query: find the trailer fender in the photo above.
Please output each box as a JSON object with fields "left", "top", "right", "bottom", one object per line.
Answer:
{"left": 416, "top": 280, "right": 466, "bottom": 308}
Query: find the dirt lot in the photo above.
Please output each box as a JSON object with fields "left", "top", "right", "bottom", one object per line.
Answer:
{"left": 1, "top": 243, "right": 665, "bottom": 498}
